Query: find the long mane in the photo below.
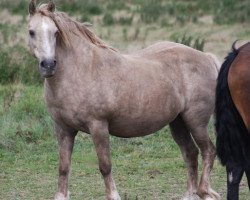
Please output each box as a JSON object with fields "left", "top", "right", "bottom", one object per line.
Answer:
{"left": 36, "top": 4, "right": 114, "bottom": 50}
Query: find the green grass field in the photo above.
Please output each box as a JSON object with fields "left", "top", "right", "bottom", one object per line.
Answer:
{"left": 0, "top": 85, "right": 249, "bottom": 199}
{"left": 1, "top": 0, "right": 250, "bottom": 199}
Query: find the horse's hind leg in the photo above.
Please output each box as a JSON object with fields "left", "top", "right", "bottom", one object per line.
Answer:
{"left": 54, "top": 123, "right": 77, "bottom": 200}
{"left": 226, "top": 162, "right": 244, "bottom": 200}
{"left": 245, "top": 166, "right": 250, "bottom": 190}
{"left": 169, "top": 115, "right": 199, "bottom": 199}
{"left": 89, "top": 120, "right": 121, "bottom": 200}
{"left": 183, "top": 112, "right": 220, "bottom": 200}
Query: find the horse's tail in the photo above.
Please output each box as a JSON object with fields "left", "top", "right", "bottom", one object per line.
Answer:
{"left": 206, "top": 52, "right": 221, "bottom": 73}
{"left": 215, "top": 41, "right": 250, "bottom": 166}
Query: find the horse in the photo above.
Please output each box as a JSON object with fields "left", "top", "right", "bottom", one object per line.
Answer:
{"left": 215, "top": 42, "right": 250, "bottom": 200}
{"left": 27, "top": 1, "right": 221, "bottom": 199}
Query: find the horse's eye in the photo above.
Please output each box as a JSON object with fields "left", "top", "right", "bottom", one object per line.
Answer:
{"left": 55, "top": 31, "right": 59, "bottom": 37}
{"left": 29, "top": 30, "right": 35, "bottom": 38}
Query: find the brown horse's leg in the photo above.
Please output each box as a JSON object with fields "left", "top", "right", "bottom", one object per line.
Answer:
{"left": 54, "top": 123, "right": 77, "bottom": 200}
{"left": 170, "top": 116, "right": 199, "bottom": 199}
{"left": 226, "top": 162, "right": 244, "bottom": 200}
{"left": 89, "top": 120, "right": 121, "bottom": 200}
{"left": 245, "top": 167, "right": 250, "bottom": 190}
{"left": 189, "top": 125, "right": 220, "bottom": 200}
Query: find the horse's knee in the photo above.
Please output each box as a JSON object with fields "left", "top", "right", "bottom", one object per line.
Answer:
{"left": 59, "top": 164, "right": 70, "bottom": 177}
{"left": 99, "top": 160, "right": 112, "bottom": 177}
{"left": 227, "top": 171, "right": 243, "bottom": 184}
{"left": 200, "top": 141, "right": 216, "bottom": 160}
{"left": 209, "top": 143, "right": 216, "bottom": 158}
{"left": 226, "top": 163, "right": 244, "bottom": 184}
{"left": 191, "top": 147, "right": 199, "bottom": 157}
{"left": 184, "top": 148, "right": 199, "bottom": 162}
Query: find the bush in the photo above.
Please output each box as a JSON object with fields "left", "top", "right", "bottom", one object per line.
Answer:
{"left": 213, "top": 0, "right": 250, "bottom": 24}
{"left": 60, "top": 0, "right": 102, "bottom": 16}
{"left": 139, "top": 0, "right": 166, "bottom": 23}
{"left": 0, "top": 0, "right": 28, "bottom": 16}
{"left": 0, "top": 23, "right": 19, "bottom": 44}
{"left": 118, "top": 15, "right": 134, "bottom": 25}
{"left": 103, "top": 13, "right": 115, "bottom": 26}
{"left": 171, "top": 33, "right": 205, "bottom": 52}
{"left": 0, "top": 45, "right": 42, "bottom": 85}
{"left": 106, "top": 0, "right": 127, "bottom": 11}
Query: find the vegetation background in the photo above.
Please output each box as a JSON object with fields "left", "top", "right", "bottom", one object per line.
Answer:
{"left": 0, "top": 0, "right": 250, "bottom": 199}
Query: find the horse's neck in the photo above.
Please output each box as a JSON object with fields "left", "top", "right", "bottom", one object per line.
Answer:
{"left": 45, "top": 36, "right": 121, "bottom": 94}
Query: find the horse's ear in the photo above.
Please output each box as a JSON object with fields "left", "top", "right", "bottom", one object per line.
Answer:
{"left": 47, "top": 1, "right": 56, "bottom": 13}
{"left": 29, "top": 0, "right": 37, "bottom": 15}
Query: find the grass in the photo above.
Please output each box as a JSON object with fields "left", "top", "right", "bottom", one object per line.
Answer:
{"left": 0, "top": 45, "right": 41, "bottom": 85}
{"left": 0, "top": 85, "right": 249, "bottom": 199}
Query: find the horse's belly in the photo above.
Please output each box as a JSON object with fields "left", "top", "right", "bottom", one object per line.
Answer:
{"left": 108, "top": 89, "right": 183, "bottom": 137}
{"left": 108, "top": 114, "right": 177, "bottom": 138}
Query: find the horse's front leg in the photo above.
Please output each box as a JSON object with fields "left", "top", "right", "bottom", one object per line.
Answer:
{"left": 226, "top": 162, "right": 244, "bottom": 200}
{"left": 54, "top": 123, "right": 77, "bottom": 200}
{"left": 90, "top": 120, "right": 121, "bottom": 200}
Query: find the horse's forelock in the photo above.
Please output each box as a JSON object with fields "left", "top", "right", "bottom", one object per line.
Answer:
{"left": 36, "top": 8, "right": 71, "bottom": 47}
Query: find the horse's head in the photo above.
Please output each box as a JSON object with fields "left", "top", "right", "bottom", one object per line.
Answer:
{"left": 28, "top": 0, "right": 58, "bottom": 78}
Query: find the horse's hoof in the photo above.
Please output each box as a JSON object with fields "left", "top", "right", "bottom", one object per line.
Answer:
{"left": 182, "top": 192, "right": 201, "bottom": 200}
{"left": 107, "top": 191, "right": 121, "bottom": 200}
{"left": 197, "top": 188, "right": 221, "bottom": 200}
{"left": 54, "top": 192, "right": 70, "bottom": 200}
{"left": 203, "top": 195, "right": 220, "bottom": 200}
{"left": 205, "top": 188, "right": 221, "bottom": 200}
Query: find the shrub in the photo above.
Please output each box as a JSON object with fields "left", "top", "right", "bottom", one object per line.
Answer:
{"left": 171, "top": 33, "right": 205, "bottom": 52}
{"left": 60, "top": 0, "right": 102, "bottom": 15}
{"left": 213, "top": 0, "right": 250, "bottom": 24}
{"left": 103, "top": 13, "right": 115, "bottom": 26}
{"left": 0, "top": 23, "right": 19, "bottom": 44}
{"left": 0, "top": 45, "right": 42, "bottom": 85}
{"left": 0, "top": 0, "right": 27, "bottom": 16}
{"left": 106, "top": 0, "right": 127, "bottom": 11}
{"left": 118, "top": 15, "right": 134, "bottom": 25}
{"left": 139, "top": 0, "right": 166, "bottom": 23}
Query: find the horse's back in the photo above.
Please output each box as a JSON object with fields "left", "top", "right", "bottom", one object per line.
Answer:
{"left": 132, "top": 41, "right": 185, "bottom": 56}
{"left": 132, "top": 41, "right": 219, "bottom": 77}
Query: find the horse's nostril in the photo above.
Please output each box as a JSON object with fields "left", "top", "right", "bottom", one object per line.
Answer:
{"left": 40, "top": 59, "right": 56, "bottom": 69}
{"left": 40, "top": 60, "right": 46, "bottom": 68}
{"left": 53, "top": 60, "right": 57, "bottom": 67}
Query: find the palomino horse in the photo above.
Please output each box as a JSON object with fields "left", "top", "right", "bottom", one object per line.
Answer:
{"left": 28, "top": 1, "right": 221, "bottom": 199}
{"left": 215, "top": 42, "right": 250, "bottom": 200}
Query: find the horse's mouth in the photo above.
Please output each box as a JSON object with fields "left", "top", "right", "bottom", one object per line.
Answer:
{"left": 43, "top": 73, "right": 55, "bottom": 78}
{"left": 39, "top": 68, "right": 56, "bottom": 78}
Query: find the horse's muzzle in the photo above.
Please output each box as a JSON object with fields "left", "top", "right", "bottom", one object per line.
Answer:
{"left": 39, "top": 59, "right": 57, "bottom": 78}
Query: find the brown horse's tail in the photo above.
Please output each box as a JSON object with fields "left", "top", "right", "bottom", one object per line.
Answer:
{"left": 206, "top": 52, "right": 221, "bottom": 73}
{"left": 215, "top": 42, "right": 250, "bottom": 167}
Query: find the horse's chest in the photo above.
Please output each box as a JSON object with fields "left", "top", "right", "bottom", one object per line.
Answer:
{"left": 46, "top": 97, "right": 90, "bottom": 130}
{"left": 46, "top": 92, "right": 111, "bottom": 132}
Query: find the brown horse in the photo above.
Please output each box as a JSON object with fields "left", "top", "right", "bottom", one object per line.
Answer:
{"left": 215, "top": 42, "right": 250, "bottom": 200}
{"left": 28, "top": 1, "right": 221, "bottom": 199}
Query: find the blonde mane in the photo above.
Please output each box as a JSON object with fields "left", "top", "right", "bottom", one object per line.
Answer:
{"left": 37, "top": 4, "right": 113, "bottom": 50}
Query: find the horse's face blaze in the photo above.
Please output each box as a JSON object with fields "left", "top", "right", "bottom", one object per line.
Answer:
{"left": 28, "top": 14, "right": 58, "bottom": 78}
